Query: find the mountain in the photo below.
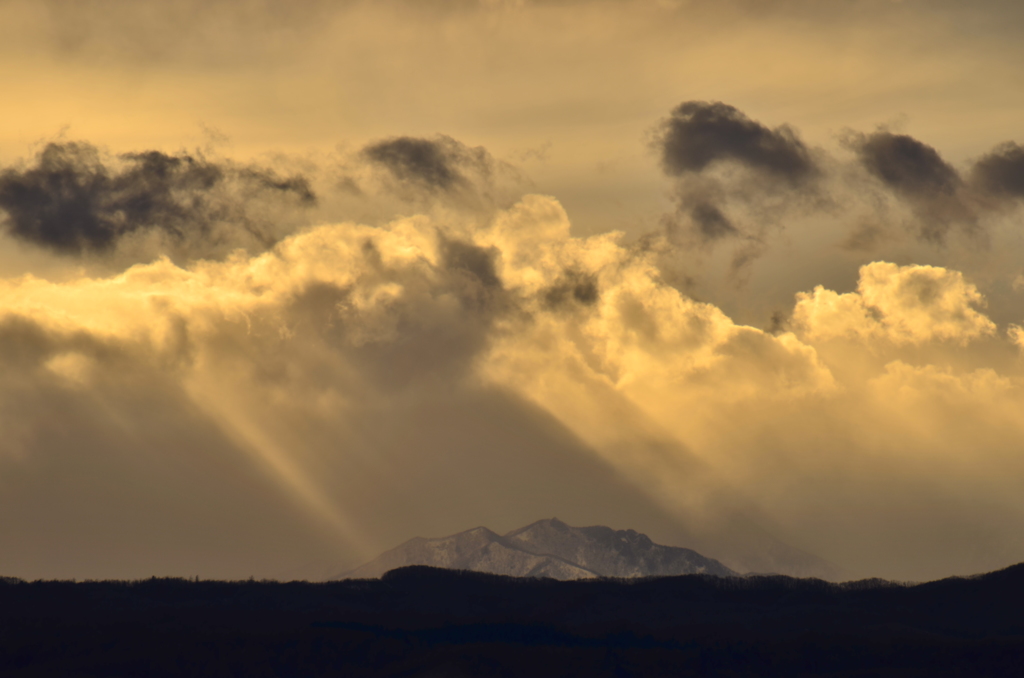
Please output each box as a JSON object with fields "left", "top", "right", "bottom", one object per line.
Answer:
{"left": 341, "top": 526, "right": 599, "bottom": 580}
{"left": 338, "top": 518, "right": 735, "bottom": 580}
{"left": 505, "top": 518, "right": 735, "bottom": 578}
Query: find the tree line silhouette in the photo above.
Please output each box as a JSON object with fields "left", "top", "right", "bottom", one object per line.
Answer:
{"left": 2, "top": 564, "right": 1023, "bottom": 676}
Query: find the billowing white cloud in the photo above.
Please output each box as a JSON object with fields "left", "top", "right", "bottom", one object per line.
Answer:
{"left": 793, "top": 262, "right": 996, "bottom": 346}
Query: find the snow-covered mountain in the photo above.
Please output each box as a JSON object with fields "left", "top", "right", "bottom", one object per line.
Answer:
{"left": 338, "top": 518, "right": 735, "bottom": 580}
{"left": 505, "top": 518, "right": 735, "bottom": 578}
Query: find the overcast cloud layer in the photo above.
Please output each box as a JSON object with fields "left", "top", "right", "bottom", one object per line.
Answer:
{"left": 2, "top": 1, "right": 1024, "bottom": 583}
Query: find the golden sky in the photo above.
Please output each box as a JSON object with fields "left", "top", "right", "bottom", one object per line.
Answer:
{"left": 2, "top": 0, "right": 1024, "bottom": 582}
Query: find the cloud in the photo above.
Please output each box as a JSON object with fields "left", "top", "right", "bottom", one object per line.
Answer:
{"left": 0, "top": 141, "right": 316, "bottom": 258}
{"left": 971, "top": 141, "right": 1024, "bottom": 198}
{"left": 793, "top": 262, "right": 996, "bottom": 346}
{"left": 649, "top": 101, "right": 821, "bottom": 277}
{"left": 850, "top": 130, "right": 961, "bottom": 198}
{"left": 328, "top": 134, "right": 529, "bottom": 224}
{"left": 1009, "top": 324, "right": 1024, "bottom": 351}
{"left": 541, "top": 269, "right": 600, "bottom": 310}
{"left": 361, "top": 134, "right": 502, "bottom": 196}
{"left": 440, "top": 237, "right": 502, "bottom": 290}
{"left": 686, "top": 200, "right": 739, "bottom": 241}
{"left": 363, "top": 136, "right": 470, "bottom": 192}
{"left": 828, "top": 131, "right": 1024, "bottom": 255}
{"left": 843, "top": 130, "right": 977, "bottom": 243}
{"left": 656, "top": 101, "right": 817, "bottom": 183}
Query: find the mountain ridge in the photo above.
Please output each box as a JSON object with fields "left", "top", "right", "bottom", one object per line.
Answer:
{"left": 338, "top": 518, "right": 735, "bottom": 580}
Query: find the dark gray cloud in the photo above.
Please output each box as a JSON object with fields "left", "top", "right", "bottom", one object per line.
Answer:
{"left": 849, "top": 131, "right": 961, "bottom": 198}
{"left": 542, "top": 269, "right": 600, "bottom": 310}
{"left": 0, "top": 141, "right": 315, "bottom": 256}
{"left": 650, "top": 105, "right": 1024, "bottom": 287}
{"left": 655, "top": 101, "right": 817, "bottom": 183}
{"left": 688, "top": 201, "right": 739, "bottom": 241}
{"left": 362, "top": 135, "right": 493, "bottom": 193}
{"left": 350, "top": 134, "right": 530, "bottom": 218}
{"left": 436, "top": 237, "right": 509, "bottom": 320}
{"left": 364, "top": 137, "right": 462, "bottom": 191}
{"left": 845, "top": 130, "right": 979, "bottom": 244}
{"left": 971, "top": 142, "right": 1024, "bottom": 198}
{"left": 650, "top": 102, "right": 821, "bottom": 278}
{"left": 440, "top": 237, "right": 502, "bottom": 290}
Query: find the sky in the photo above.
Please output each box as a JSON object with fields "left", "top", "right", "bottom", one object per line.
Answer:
{"left": 2, "top": 0, "right": 1024, "bottom": 582}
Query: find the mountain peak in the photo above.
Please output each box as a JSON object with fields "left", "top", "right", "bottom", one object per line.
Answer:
{"left": 338, "top": 519, "right": 735, "bottom": 580}
{"left": 464, "top": 526, "right": 499, "bottom": 537}
{"left": 516, "top": 517, "right": 570, "bottom": 532}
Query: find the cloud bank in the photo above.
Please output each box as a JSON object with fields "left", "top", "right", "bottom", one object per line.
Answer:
{"left": 3, "top": 180, "right": 1024, "bottom": 582}
{"left": 3, "top": 101, "right": 1024, "bottom": 582}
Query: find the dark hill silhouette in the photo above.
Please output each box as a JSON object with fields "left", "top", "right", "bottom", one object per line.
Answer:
{"left": 340, "top": 518, "right": 734, "bottom": 579}
{"left": 2, "top": 563, "right": 1024, "bottom": 676}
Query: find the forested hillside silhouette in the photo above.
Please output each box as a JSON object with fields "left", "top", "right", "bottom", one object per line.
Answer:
{"left": 2, "top": 564, "right": 1023, "bottom": 676}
